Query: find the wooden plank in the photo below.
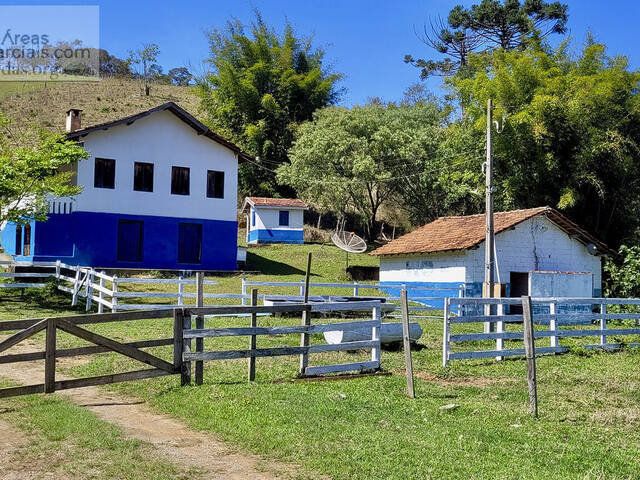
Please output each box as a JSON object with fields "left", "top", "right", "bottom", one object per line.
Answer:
{"left": 522, "top": 296, "right": 538, "bottom": 418}
{"left": 442, "top": 298, "right": 450, "bottom": 367}
{"left": 44, "top": 318, "right": 56, "bottom": 393}
{"left": 184, "top": 320, "right": 382, "bottom": 339}
{"left": 371, "top": 305, "right": 381, "bottom": 366}
{"left": 401, "top": 290, "right": 415, "bottom": 398}
{"left": 451, "top": 327, "right": 640, "bottom": 343}
{"left": 186, "top": 346, "right": 309, "bottom": 361}
{"left": 173, "top": 309, "right": 185, "bottom": 385}
{"left": 0, "top": 338, "right": 174, "bottom": 364}
{"left": 115, "top": 277, "right": 217, "bottom": 285}
{"left": 0, "top": 318, "right": 48, "bottom": 354}
{"left": 195, "top": 272, "right": 204, "bottom": 386}
{"left": 186, "top": 304, "right": 311, "bottom": 316}
{"left": 0, "top": 283, "right": 47, "bottom": 288}
{"left": 55, "top": 368, "right": 172, "bottom": 391}
{"left": 449, "top": 346, "right": 564, "bottom": 360}
{"left": 0, "top": 383, "right": 45, "bottom": 399}
{"left": 0, "top": 272, "right": 53, "bottom": 278}
{"left": 310, "top": 301, "right": 391, "bottom": 312}
{"left": 304, "top": 361, "right": 379, "bottom": 376}
{"left": 600, "top": 304, "right": 607, "bottom": 346}
{"left": 56, "top": 320, "right": 175, "bottom": 373}
{"left": 182, "top": 313, "right": 191, "bottom": 386}
{"left": 0, "top": 308, "right": 177, "bottom": 332}
{"left": 299, "top": 253, "right": 313, "bottom": 375}
{"left": 248, "top": 288, "right": 258, "bottom": 382}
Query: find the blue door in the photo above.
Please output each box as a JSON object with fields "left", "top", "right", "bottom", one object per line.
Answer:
{"left": 178, "top": 223, "right": 202, "bottom": 264}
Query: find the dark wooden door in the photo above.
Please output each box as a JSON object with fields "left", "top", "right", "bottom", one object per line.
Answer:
{"left": 509, "top": 272, "right": 529, "bottom": 314}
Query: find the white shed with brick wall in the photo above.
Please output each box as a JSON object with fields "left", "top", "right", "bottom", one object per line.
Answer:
{"left": 370, "top": 207, "right": 612, "bottom": 304}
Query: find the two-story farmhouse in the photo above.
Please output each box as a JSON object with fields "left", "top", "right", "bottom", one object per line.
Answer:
{"left": 371, "top": 207, "right": 613, "bottom": 303}
{"left": 0, "top": 102, "right": 250, "bottom": 270}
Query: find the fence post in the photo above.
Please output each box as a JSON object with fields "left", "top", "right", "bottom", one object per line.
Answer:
{"left": 182, "top": 310, "right": 192, "bottom": 385}
{"left": 299, "top": 280, "right": 305, "bottom": 298}
{"left": 600, "top": 303, "right": 607, "bottom": 346}
{"left": 173, "top": 308, "right": 187, "bottom": 385}
{"left": 85, "top": 268, "right": 95, "bottom": 311}
{"left": 400, "top": 290, "right": 415, "bottom": 398}
{"left": 248, "top": 288, "right": 258, "bottom": 381}
{"left": 353, "top": 281, "right": 359, "bottom": 297}
{"left": 371, "top": 304, "right": 381, "bottom": 367}
{"left": 177, "top": 276, "right": 184, "bottom": 306}
{"left": 97, "top": 271, "right": 105, "bottom": 314}
{"left": 299, "top": 253, "right": 312, "bottom": 375}
{"left": 458, "top": 284, "right": 464, "bottom": 316}
{"left": 44, "top": 318, "right": 56, "bottom": 394}
{"left": 55, "top": 260, "right": 61, "bottom": 280}
{"left": 496, "top": 302, "right": 504, "bottom": 361}
{"left": 522, "top": 296, "right": 538, "bottom": 418}
{"left": 195, "top": 272, "right": 205, "bottom": 386}
{"left": 442, "top": 298, "right": 451, "bottom": 367}
{"left": 71, "top": 267, "right": 80, "bottom": 306}
{"left": 549, "top": 301, "right": 558, "bottom": 348}
{"left": 111, "top": 275, "right": 118, "bottom": 313}
{"left": 241, "top": 277, "right": 247, "bottom": 305}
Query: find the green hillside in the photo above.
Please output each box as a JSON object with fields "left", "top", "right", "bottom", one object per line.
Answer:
{"left": 0, "top": 77, "right": 202, "bottom": 131}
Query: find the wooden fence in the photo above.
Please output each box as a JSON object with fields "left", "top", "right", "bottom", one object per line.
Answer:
{"left": 442, "top": 297, "right": 640, "bottom": 366}
{"left": 0, "top": 301, "right": 384, "bottom": 398}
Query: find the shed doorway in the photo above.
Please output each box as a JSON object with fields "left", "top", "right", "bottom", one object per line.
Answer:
{"left": 509, "top": 272, "right": 529, "bottom": 314}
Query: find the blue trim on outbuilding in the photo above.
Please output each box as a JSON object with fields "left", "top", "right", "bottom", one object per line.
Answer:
{"left": 248, "top": 228, "right": 303, "bottom": 244}
{"left": 1, "top": 211, "right": 238, "bottom": 270}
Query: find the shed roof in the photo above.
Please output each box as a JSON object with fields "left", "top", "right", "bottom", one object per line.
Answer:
{"left": 242, "top": 197, "right": 308, "bottom": 211}
{"left": 370, "top": 206, "right": 613, "bottom": 257}
{"left": 66, "top": 102, "right": 253, "bottom": 161}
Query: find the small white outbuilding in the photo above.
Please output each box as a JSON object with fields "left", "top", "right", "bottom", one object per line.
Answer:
{"left": 242, "top": 197, "right": 308, "bottom": 244}
{"left": 370, "top": 207, "right": 612, "bottom": 304}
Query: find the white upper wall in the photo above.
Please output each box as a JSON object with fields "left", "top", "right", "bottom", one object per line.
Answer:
{"left": 73, "top": 110, "right": 239, "bottom": 222}
{"left": 379, "top": 215, "right": 602, "bottom": 291}
{"left": 248, "top": 207, "right": 304, "bottom": 231}
{"left": 464, "top": 216, "right": 602, "bottom": 288}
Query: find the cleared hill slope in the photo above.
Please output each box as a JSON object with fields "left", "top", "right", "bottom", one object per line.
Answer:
{"left": 0, "top": 78, "right": 202, "bottom": 131}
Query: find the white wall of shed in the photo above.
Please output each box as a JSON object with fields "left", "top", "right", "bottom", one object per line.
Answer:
{"left": 379, "top": 251, "right": 467, "bottom": 283}
{"left": 248, "top": 207, "right": 304, "bottom": 231}
{"left": 465, "top": 216, "right": 602, "bottom": 290}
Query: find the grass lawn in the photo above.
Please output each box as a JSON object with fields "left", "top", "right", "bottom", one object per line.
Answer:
{"left": 1, "top": 243, "right": 640, "bottom": 479}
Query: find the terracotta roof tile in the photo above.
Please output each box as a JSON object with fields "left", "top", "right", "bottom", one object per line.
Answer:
{"left": 244, "top": 197, "right": 308, "bottom": 209}
{"left": 370, "top": 207, "right": 612, "bottom": 256}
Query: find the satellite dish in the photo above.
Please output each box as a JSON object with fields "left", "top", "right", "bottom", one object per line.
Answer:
{"left": 332, "top": 230, "right": 367, "bottom": 254}
{"left": 587, "top": 243, "right": 597, "bottom": 256}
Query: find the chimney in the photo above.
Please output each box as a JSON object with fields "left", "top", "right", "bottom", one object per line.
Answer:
{"left": 66, "top": 108, "right": 82, "bottom": 132}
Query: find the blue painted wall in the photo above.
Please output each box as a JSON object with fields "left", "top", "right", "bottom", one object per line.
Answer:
{"left": 248, "top": 228, "right": 303, "bottom": 244}
{"left": 2, "top": 212, "right": 238, "bottom": 270}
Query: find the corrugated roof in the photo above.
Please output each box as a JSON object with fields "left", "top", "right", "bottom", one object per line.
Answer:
{"left": 370, "top": 206, "right": 613, "bottom": 256}
{"left": 242, "top": 197, "right": 308, "bottom": 211}
{"left": 66, "top": 102, "right": 253, "bottom": 162}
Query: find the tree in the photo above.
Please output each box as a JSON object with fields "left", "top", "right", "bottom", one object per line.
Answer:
{"left": 604, "top": 245, "right": 640, "bottom": 299}
{"left": 406, "top": 0, "right": 568, "bottom": 78}
{"left": 0, "top": 113, "right": 87, "bottom": 225}
{"left": 168, "top": 67, "right": 192, "bottom": 86}
{"left": 444, "top": 38, "right": 640, "bottom": 247}
{"left": 128, "top": 43, "right": 160, "bottom": 96}
{"left": 196, "top": 11, "right": 342, "bottom": 196}
{"left": 278, "top": 103, "right": 447, "bottom": 237}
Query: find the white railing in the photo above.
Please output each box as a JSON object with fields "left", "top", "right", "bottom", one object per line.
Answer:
{"left": 442, "top": 297, "right": 640, "bottom": 366}
{"left": 2, "top": 264, "right": 464, "bottom": 317}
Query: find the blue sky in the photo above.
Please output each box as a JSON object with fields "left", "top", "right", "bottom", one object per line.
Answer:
{"left": 3, "top": 0, "right": 639, "bottom": 105}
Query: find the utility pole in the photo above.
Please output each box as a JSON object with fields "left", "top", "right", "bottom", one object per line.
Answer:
{"left": 484, "top": 98, "right": 495, "bottom": 334}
